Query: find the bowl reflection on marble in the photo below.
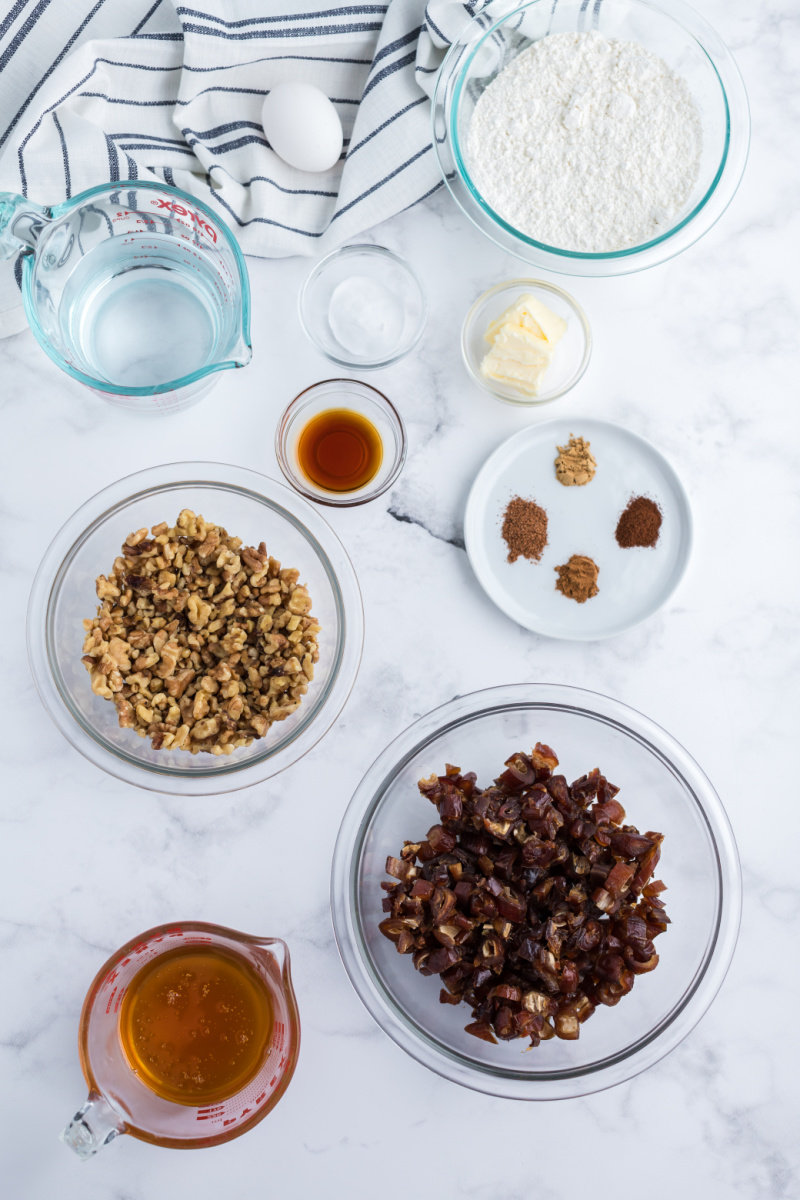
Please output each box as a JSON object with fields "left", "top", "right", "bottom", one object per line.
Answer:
{"left": 331, "top": 684, "right": 741, "bottom": 1099}
{"left": 432, "top": 0, "right": 750, "bottom": 277}
{"left": 27, "top": 462, "right": 363, "bottom": 796}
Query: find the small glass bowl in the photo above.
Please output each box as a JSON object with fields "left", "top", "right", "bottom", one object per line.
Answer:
{"left": 331, "top": 683, "right": 742, "bottom": 1100}
{"left": 27, "top": 462, "right": 364, "bottom": 796}
{"left": 276, "top": 379, "right": 407, "bottom": 507}
{"left": 462, "top": 279, "right": 591, "bottom": 406}
{"left": 298, "top": 244, "right": 427, "bottom": 370}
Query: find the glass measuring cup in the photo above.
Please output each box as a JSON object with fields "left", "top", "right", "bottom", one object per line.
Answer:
{"left": 60, "top": 922, "right": 300, "bottom": 1157}
{"left": 0, "top": 181, "right": 251, "bottom": 414}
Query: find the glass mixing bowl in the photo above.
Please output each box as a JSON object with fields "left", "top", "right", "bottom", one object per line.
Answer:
{"left": 331, "top": 684, "right": 741, "bottom": 1099}
{"left": 27, "top": 462, "right": 363, "bottom": 796}
{"left": 432, "top": 0, "right": 750, "bottom": 276}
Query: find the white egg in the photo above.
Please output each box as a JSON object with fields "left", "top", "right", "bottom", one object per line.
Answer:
{"left": 261, "top": 83, "right": 344, "bottom": 174}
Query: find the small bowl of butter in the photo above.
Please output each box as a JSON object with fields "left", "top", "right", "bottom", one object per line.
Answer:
{"left": 461, "top": 279, "right": 591, "bottom": 406}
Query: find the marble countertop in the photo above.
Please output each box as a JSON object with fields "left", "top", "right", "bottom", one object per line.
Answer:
{"left": 1, "top": 1, "right": 798, "bottom": 1196}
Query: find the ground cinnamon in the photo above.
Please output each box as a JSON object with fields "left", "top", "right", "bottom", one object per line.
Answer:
{"left": 554, "top": 555, "right": 599, "bottom": 603}
{"left": 615, "top": 496, "right": 662, "bottom": 548}
{"left": 501, "top": 496, "right": 548, "bottom": 563}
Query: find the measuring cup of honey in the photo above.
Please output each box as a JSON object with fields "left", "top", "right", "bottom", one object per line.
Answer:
{"left": 276, "top": 379, "right": 407, "bottom": 506}
{"left": 60, "top": 922, "right": 299, "bottom": 1157}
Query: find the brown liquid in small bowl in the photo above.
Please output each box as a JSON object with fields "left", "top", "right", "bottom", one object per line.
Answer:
{"left": 297, "top": 408, "right": 383, "bottom": 493}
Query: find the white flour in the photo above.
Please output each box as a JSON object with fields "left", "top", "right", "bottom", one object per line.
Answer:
{"left": 467, "top": 31, "right": 702, "bottom": 253}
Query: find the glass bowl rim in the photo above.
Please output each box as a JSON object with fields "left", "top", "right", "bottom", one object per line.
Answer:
{"left": 275, "top": 378, "right": 408, "bottom": 508}
{"left": 447, "top": 0, "right": 731, "bottom": 261}
{"left": 297, "top": 243, "right": 428, "bottom": 370}
{"left": 27, "top": 460, "right": 364, "bottom": 795}
{"left": 461, "top": 277, "right": 592, "bottom": 405}
{"left": 330, "top": 682, "right": 742, "bottom": 1100}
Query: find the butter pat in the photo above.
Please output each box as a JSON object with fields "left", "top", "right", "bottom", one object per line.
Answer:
{"left": 480, "top": 293, "right": 567, "bottom": 396}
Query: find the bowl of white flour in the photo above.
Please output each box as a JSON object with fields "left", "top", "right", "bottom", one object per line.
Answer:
{"left": 432, "top": 0, "right": 749, "bottom": 276}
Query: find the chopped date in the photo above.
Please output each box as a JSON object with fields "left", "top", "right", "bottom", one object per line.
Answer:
{"left": 379, "top": 743, "right": 667, "bottom": 1049}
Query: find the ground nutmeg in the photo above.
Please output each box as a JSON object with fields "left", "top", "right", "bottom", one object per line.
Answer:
{"left": 501, "top": 496, "right": 549, "bottom": 563}
{"left": 615, "top": 496, "right": 662, "bottom": 548}
{"left": 554, "top": 555, "right": 599, "bottom": 603}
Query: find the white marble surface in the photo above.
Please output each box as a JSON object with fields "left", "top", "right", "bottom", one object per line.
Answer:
{"left": 1, "top": 1, "right": 799, "bottom": 1195}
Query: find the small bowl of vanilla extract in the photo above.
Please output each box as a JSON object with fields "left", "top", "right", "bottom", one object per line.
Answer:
{"left": 276, "top": 379, "right": 407, "bottom": 507}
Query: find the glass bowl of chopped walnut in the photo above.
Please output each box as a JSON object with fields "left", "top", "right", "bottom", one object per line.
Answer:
{"left": 331, "top": 683, "right": 741, "bottom": 1099}
{"left": 27, "top": 462, "right": 363, "bottom": 795}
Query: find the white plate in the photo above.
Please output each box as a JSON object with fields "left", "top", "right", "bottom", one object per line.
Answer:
{"left": 464, "top": 419, "right": 692, "bottom": 640}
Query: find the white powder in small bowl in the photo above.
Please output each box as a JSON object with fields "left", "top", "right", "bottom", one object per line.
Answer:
{"left": 328, "top": 275, "right": 405, "bottom": 358}
{"left": 466, "top": 31, "right": 703, "bottom": 254}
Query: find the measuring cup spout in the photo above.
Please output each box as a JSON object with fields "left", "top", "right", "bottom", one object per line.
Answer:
{"left": 231, "top": 332, "right": 253, "bottom": 370}
{"left": 60, "top": 1091, "right": 126, "bottom": 1160}
{"left": 0, "top": 191, "right": 51, "bottom": 260}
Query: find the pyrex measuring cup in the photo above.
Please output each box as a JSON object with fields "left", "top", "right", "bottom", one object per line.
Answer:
{"left": 61, "top": 922, "right": 300, "bottom": 1156}
{"left": 0, "top": 181, "right": 251, "bottom": 414}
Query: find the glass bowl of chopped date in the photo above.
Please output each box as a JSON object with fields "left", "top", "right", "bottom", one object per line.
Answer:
{"left": 432, "top": 0, "right": 750, "bottom": 277}
{"left": 461, "top": 279, "right": 591, "bottom": 406}
{"left": 331, "top": 683, "right": 740, "bottom": 1099}
{"left": 27, "top": 462, "right": 364, "bottom": 796}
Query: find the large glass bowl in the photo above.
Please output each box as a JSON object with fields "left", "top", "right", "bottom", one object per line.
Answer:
{"left": 432, "top": 0, "right": 750, "bottom": 277}
{"left": 27, "top": 462, "right": 363, "bottom": 796}
{"left": 331, "top": 684, "right": 741, "bottom": 1099}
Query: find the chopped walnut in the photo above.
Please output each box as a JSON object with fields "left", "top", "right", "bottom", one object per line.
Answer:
{"left": 81, "top": 510, "right": 320, "bottom": 755}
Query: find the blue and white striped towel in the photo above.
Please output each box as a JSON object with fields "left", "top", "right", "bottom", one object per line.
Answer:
{"left": 0, "top": 0, "right": 489, "bottom": 337}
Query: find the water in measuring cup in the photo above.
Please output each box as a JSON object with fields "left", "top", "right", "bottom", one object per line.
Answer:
{"left": 59, "top": 234, "right": 222, "bottom": 388}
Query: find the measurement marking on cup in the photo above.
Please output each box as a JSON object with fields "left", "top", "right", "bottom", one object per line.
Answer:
{"left": 196, "top": 1103, "right": 226, "bottom": 1121}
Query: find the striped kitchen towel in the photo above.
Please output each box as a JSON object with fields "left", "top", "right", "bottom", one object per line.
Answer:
{"left": 0, "top": 0, "right": 491, "bottom": 337}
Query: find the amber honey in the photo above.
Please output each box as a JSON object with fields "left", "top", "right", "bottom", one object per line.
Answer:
{"left": 119, "top": 945, "right": 273, "bottom": 1106}
{"left": 297, "top": 407, "right": 383, "bottom": 492}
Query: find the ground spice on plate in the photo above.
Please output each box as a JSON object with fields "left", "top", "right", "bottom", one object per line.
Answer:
{"left": 554, "top": 434, "right": 596, "bottom": 486}
{"left": 501, "top": 496, "right": 548, "bottom": 563}
{"left": 554, "top": 554, "right": 599, "bottom": 603}
{"left": 615, "top": 496, "right": 662, "bottom": 548}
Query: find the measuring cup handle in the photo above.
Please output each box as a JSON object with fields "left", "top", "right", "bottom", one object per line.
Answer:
{"left": 60, "top": 1091, "right": 126, "bottom": 1159}
{"left": 0, "top": 191, "right": 50, "bottom": 261}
